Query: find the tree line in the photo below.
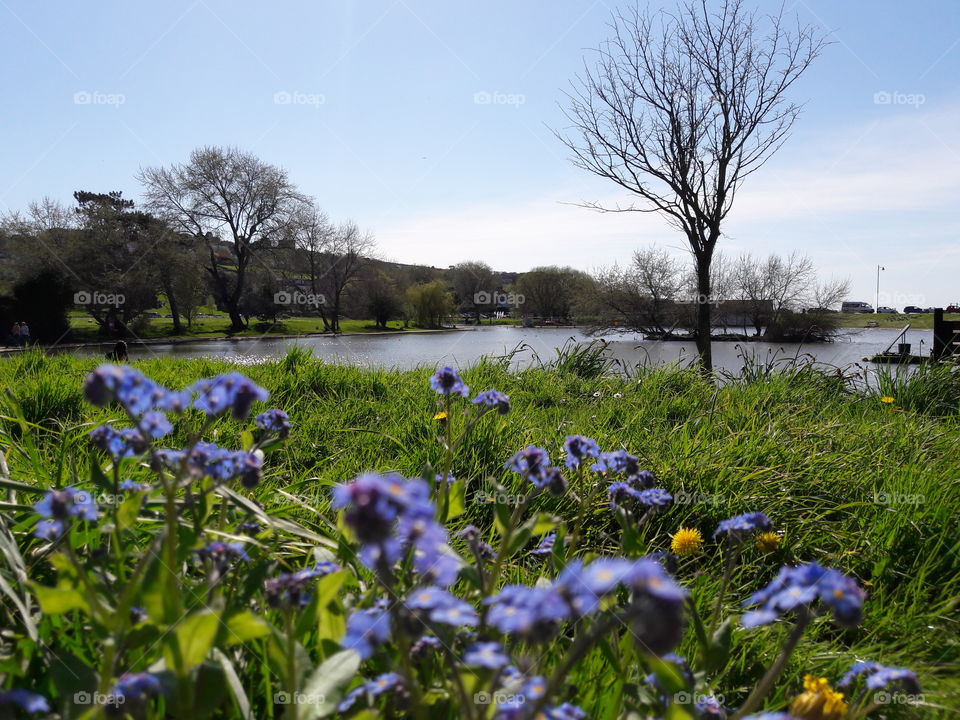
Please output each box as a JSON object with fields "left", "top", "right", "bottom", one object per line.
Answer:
{"left": 1, "top": 143, "right": 847, "bottom": 344}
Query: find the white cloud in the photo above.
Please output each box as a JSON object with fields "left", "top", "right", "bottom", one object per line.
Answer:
{"left": 376, "top": 104, "right": 960, "bottom": 304}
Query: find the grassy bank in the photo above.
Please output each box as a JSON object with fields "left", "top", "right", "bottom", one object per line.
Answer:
{"left": 67, "top": 312, "right": 412, "bottom": 340}
{"left": 835, "top": 312, "right": 960, "bottom": 329}
{"left": 1, "top": 350, "right": 958, "bottom": 716}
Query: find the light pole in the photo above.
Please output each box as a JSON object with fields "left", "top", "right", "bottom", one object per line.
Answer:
{"left": 875, "top": 265, "right": 885, "bottom": 313}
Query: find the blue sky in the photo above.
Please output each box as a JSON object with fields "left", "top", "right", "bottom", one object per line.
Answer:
{"left": 1, "top": 0, "right": 958, "bottom": 306}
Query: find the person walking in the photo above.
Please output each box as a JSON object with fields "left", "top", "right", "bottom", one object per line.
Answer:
{"left": 9, "top": 322, "right": 20, "bottom": 347}
{"left": 19, "top": 321, "right": 30, "bottom": 346}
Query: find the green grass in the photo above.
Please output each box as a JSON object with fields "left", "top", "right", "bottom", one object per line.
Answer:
{"left": 835, "top": 312, "right": 960, "bottom": 329}
{"left": 1, "top": 350, "right": 958, "bottom": 715}
{"left": 67, "top": 313, "right": 415, "bottom": 340}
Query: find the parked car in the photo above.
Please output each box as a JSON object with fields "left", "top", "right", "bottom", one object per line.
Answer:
{"left": 945, "top": 304, "right": 960, "bottom": 313}
{"left": 876, "top": 306, "right": 896, "bottom": 314}
{"left": 841, "top": 301, "right": 874, "bottom": 314}
{"left": 903, "top": 306, "right": 923, "bottom": 314}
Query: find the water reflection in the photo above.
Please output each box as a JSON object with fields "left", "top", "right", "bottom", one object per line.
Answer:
{"left": 61, "top": 326, "right": 933, "bottom": 375}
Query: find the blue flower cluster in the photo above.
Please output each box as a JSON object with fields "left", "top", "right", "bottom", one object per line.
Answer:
{"left": 84, "top": 365, "right": 189, "bottom": 416}
{"left": 331, "top": 472, "right": 460, "bottom": 586}
{"left": 485, "top": 556, "right": 686, "bottom": 653}
{"left": 837, "top": 660, "right": 920, "bottom": 694}
{"left": 491, "top": 675, "right": 586, "bottom": 720}
{"left": 255, "top": 408, "right": 291, "bottom": 437}
{"left": 89, "top": 424, "right": 149, "bottom": 460}
{"left": 430, "top": 366, "right": 470, "bottom": 397}
{"left": 0, "top": 688, "right": 50, "bottom": 714}
{"left": 714, "top": 512, "right": 772, "bottom": 540}
{"left": 741, "top": 562, "right": 866, "bottom": 628}
{"left": 342, "top": 606, "right": 391, "bottom": 659}
{"left": 33, "top": 487, "right": 98, "bottom": 539}
{"left": 405, "top": 585, "right": 478, "bottom": 626}
{"left": 464, "top": 641, "right": 509, "bottom": 668}
{"left": 189, "top": 371, "right": 269, "bottom": 420}
{"left": 472, "top": 389, "right": 512, "bottom": 414}
{"left": 194, "top": 541, "right": 250, "bottom": 577}
{"left": 563, "top": 435, "right": 600, "bottom": 468}
{"left": 82, "top": 366, "right": 282, "bottom": 495}
{"left": 111, "top": 672, "right": 162, "bottom": 705}
{"left": 155, "top": 442, "right": 263, "bottom": 488}
{"left": 609, "top": 482, "right": 672, "bottom": 509}
{"left": 264, "top": 562, "right": 340, "bottom": 609}
{"left": 337, "top": 672, "right": 404, "bottom": 713}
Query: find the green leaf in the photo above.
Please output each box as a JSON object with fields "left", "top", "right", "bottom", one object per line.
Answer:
{"left": 141, "top": 552, "right": 183, "bottom": 624}
{"left": 704, "top": 618, "right": 732, "bottom": 676}
{"left": 240, "top": 430, "right": 254, "bottom": 451}
{"left": 212, "top": 648, "right": 253, "bottom": 720}
{"left": 223, "top": 611, "right": 271, "bottom": 646}
{"left": 297, "top": 649, "right": 362, "bottom": 719}
{"left": 446, "top": 480, "right": 467, "bottom": 519}
{"left": 116, "top": 494, "right": 142, "bottom": 531}
{"left": 89, "top": 455, "right": 113, "bottom": 492}
{"left": 664, "top": 705, "right": 695, "bottom": 720}
{"left": 163, "top": 610, "right": 220, "bottom": 675}
{"left": 28, "top": 582, "right": 88, "bottom": 614}
{"left": 646, "top": 655, "right": 688, "bottom": 696}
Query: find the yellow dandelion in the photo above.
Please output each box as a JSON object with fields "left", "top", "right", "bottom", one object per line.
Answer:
{"left": 880, "top": 396, "right": 895, "bottom": 404}
{"left": 789, "top": 675, "right": 847, "bottom": 720}
{"left": 433, "top": 411, "right": 448, "bottom": 421}
{"left": 670, "top": 527, "right": 703, "bottom": 557}
{"left": 756, "top": 531, "right": 782, "bottom": 553}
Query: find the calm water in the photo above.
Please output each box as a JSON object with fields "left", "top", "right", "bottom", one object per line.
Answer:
{"left": 66, "top": 326, "right": 932, "bottom": 374}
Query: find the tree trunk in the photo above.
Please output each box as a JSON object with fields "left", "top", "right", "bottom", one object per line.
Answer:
{"left": 695, "top": 256, "right": 713, "bottom": 372}
{"left": 162, "top": 277, "right": 183, "bottom": 335}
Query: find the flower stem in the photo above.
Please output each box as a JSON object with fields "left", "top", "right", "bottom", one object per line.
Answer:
{"left": 709, "top": 544, "right": 739, "bottom": 633}
{"left": 730, "top": 613, "right": 810, "bottom": 720}
{"left": 283, "top": 610, "right": 298, "bottom": 720}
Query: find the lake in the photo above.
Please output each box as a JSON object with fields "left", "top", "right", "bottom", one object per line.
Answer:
{"left": 66, "top": 326, "right": 932, "bottom": 374}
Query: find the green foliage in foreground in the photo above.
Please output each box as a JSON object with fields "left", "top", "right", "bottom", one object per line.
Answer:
{"left": 0, "top": 349, "right": 958, "bottom": 717}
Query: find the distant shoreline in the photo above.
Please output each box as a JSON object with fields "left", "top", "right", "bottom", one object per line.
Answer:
{"left": 0, "top": 326, "right": 475, "bottom": 354}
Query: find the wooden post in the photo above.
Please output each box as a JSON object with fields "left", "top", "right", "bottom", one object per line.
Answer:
{"left": 932, "top": 308, "right": 960, "bottom": 361}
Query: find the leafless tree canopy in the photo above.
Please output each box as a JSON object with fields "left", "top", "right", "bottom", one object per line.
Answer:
{"left": 560, "top": 0, "right": 825, "bottom": 369}
{"left": 138, "top": 146, "right": 305, "bottom": 330}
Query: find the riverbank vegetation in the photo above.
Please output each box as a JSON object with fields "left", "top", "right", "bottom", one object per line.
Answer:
{"left": 0, "top": 349, "right": 957, "bottom": 717}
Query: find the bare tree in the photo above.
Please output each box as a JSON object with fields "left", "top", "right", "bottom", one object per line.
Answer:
{"left": 316, "top": 221, "right": 375, "bottom": 333}
{"left": 560, "top": 0, "right": 825, "bottom": 370}
{"left": 138, "top": 146, "right": 304, "bottom": 331}
{"left": 286, "top": 201, "right": 335, "bottom": 329}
